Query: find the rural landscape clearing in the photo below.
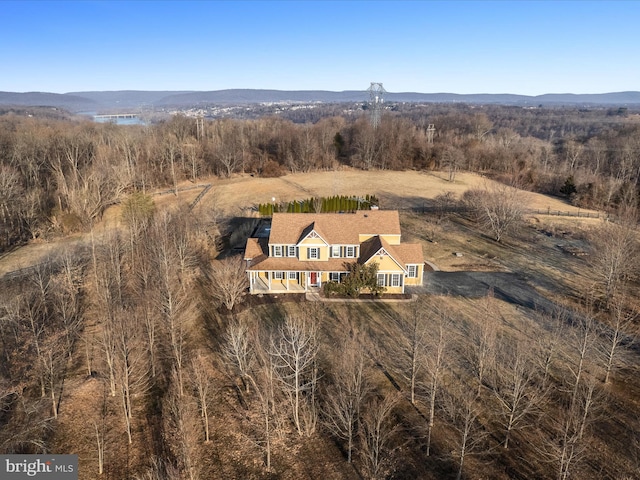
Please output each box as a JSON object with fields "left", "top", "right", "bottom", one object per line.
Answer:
{"left": 2, "top": 162, "right": 638, "bottom": 479}
{"left": 4, "top": 1, "right": 640, "bottom": 478}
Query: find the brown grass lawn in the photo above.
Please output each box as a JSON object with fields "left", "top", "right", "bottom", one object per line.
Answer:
{"left": 0, "top": 169, "right": 599, "bottom": 277}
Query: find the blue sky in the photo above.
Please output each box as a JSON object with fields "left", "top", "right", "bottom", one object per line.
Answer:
{"left": 2, "top": 1, "right": 639, "bottom": 95}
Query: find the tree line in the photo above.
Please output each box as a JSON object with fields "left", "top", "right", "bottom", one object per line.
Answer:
{"left": 1, "top": 104, "right": 639, "bottom": 251}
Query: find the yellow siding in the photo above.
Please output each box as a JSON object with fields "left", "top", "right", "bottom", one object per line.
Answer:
{"left": 299, "top": 245, "right": 329, "bottom": 261}
{"left": 299, "top": 237, "right": 327, "bottom": 246}
{"left": 371, "top": 255, "right": 404, "bottom": 272}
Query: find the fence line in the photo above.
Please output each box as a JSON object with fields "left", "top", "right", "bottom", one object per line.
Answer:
{"left": 398, "top": 205, "right": 602, "bottom": 219}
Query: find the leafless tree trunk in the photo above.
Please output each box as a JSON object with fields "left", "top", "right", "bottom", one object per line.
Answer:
{"left": 323, "top": 335, "right": 371, "bottom": 463}
{"left": 601, "top": 297, "right": 637, "bottom": 384}
{"left": 468, "top": 291, "right": 499, "bottom": 397}
{"left": 420, "top": 306, "right": 451, "bottom": 457}
{"left": 491, "top": 341, "right": 545, "bottom": 448}
{"left": 93, "top": 421, "right": 105, "bottom": 475}
{"left": 222, "top": 318, "right": 255, "bottom": 394}
{"left": 164, "top": 370, "right": 198, "bottom": 480}
{"left": 400, "top": 302, "right": 428, "bottom": 406}
{"left": 534, "top": 307, "right": 568, "bottom": 389}
{"left": 190, "top": 355, "right": 215, "bottom": 443}
{"left": 270, "top": 316, "right": 319, "bottom": 436}
{"left": 114, "top": 311, "right": 149, "bottom": 444}
{"left": 540, "top": 379, "right": 601, "bottom": 480}
{"left": 247, "top": 334, "right": 279, "bottom": 472}
{"left": 445, "top": 386, "right": 488, "bottom": 480}
{"left": 359, "top": 392, "right": 399, "bottom": 480}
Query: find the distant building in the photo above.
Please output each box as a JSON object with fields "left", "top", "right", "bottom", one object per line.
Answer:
{"left": 244, "top": 210, "right": 424, "bottom": 294}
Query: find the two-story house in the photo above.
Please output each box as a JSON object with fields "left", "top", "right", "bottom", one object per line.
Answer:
{"left": 244, "top": 210, "right": 424, "bottom": 294}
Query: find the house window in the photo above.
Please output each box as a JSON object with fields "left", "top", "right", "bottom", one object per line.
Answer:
{"left": 330, "top": 272, "right": 340, "bottom": 282}
{"left": 274, "top": 271, "right": 284, "bottom": 280}
{"left": 273, "top": 245, "right": 283, "bottom": 257}
{"left": 391, "top": 274, "right": 401, "bottom": 287}
{"left": 345, "top": 246, "right": 356, "bottom": 258}
{"left": 407, "top": 265, "right": 418, "bottom": 278}
{"left": 308, "top": 247, "right": 319, "bottom": 259}
{"left": 331, "top": 245, "right": 341, "bottom": 258}
{"left": 288, "top": 271, "right": 297, "bottom": 280}
{"left": 288, "top": 246, "right": 297, "bottom": 257}
{"left": 377, "top": 273, "right": 386, "bottom": 287}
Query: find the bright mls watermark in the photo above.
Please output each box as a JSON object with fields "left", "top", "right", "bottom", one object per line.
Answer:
{"left": 1, "top": 455, "right": 78, "bottom": 479}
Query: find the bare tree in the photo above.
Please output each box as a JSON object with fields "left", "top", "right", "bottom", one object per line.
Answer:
{"left": 420, "top": 305, "right": 451, "bottom": 457}
{"left": 540, "top": 378, "right": 602, "bottom": 480}
{"left": 566, "top": 308, "right": 600, "bottom": 407}
{"left": 474, "top": 183, "right": 524, "bottom": 242}
{"left": 399, "top": 302, "right": 428, "bottom": 406}
{"left": 444, "top": 386, "right": 488, "bottom": 480}
{"left": 491, "top": 340, "right": 545, "bottom": 448}
{"left": 600, "top": 296, "right": 637, "bottom": 385}
{"left": 164, "top": 370, "right": 199, "bottom": 480}
{"left": 533, "top": 307, "right": 568, "bottom": 389}
{"left": 207, "top": 256, "right": 249, "bottom": 311}
{"left": 247, "top": 332, "right": 279, "bottom": 472}
{"left": 190, "top": 355, "right": 215, "bottom": 443}
{"left": 588, "top": 215, "right": 639, "bottom": 304}
{"left": 442, "top": 145, "right": 464, "bottom": 182}
{"left": 467, "top": 291, "right": 500, "bottom": 397}
{"left": 270, "top": 316, "right": 319, "bottom": 436}
{"left": 359, "top": 392, "right": 400, "bottom": 480}
{"left": 222, "top": 318, "right": 255, "bottom": 394}
{"left": 113, "top": 311, "right": 149, "bottom": 444}
{"left": 323, "top": 335, "right": 371, "bottom": 463}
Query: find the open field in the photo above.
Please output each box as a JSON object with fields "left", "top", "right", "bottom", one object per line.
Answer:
{"left": 0, "top": 169, "right": 599, "bottom": 278}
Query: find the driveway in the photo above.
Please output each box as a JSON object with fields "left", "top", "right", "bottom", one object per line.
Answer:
{"left": 408, "top": 271, "right": 555, "bottom": 312}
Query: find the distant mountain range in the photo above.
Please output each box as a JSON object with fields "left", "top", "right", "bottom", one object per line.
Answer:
{"left": 1, "top": 89, "right": 640, "bottom": 113}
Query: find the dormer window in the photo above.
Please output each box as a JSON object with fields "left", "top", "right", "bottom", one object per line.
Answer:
{"left": 345, "top": 246, "right": 356, "bottom": 258}
{"left": 308, "top": 247, "right": 320, "bottom": 259}
{"left": 288, "top": 246, "right": 297, "bottom": 257}
{"left": 273, "top": 245, "right": 283, "bottom": 257}
{"left": 331, "top": 245, "right": 340, "bottom": 257}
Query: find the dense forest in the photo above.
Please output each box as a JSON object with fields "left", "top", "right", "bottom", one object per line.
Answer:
{"left": 1, "top": 104, "right": 639, "bottom": 479}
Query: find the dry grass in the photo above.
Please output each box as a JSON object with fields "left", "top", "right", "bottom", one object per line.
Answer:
{"left": 1, "top": 169, "right": 596, "bottom": 277}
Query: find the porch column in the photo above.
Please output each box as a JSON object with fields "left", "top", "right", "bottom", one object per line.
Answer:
{"left": 268, "top": 272, "right": 271, "bottom": 291}
{"left": 249, "top": 272, "right": 254, "bottom": 292}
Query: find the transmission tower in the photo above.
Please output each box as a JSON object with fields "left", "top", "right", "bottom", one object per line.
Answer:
{"left": 426, "top": 124, "right": 436, "bottom": 144}
{"left": 367, "top": 82, "right": 386, "bottom": 129}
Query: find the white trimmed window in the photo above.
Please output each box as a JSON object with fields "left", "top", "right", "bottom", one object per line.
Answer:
{"left": 273, "top": 245, "right": 283, "bottom": 257}
{"left": 288, "top": 271, "right": 297, "bottom": 280}
{"left": 407, "top": 265, "right": 418, "bottom": 278}
{"left": 273, "top": 271, "right": 284, "bottom": 280}
{"left": 330, "top": 272, "right": 340, "bottom": 282}
{"left": 391, "top": 274, "right": 401, "bottom": 287}
{"left": 288, "top": 245, "right": 297, "bottom": 257}
{"left": 308, "top": 247, "right": 320, "bottom": 259}
{"left": 377, "top": 273, "right": 386, "bottom": 287}
{"left": 331, "top": 245, "right": 341, "bottom": 257}
{"left": 345, "top": 246, "right": 356, "bottom": 258}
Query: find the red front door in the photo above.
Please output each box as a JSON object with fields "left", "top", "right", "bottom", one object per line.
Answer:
{"left": 310, "top": 272, "right": 317, "bottom": 286}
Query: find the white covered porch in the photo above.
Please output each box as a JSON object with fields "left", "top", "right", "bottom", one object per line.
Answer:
{"left": 248, "top": 271, "right": 321, "bottom": 294}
